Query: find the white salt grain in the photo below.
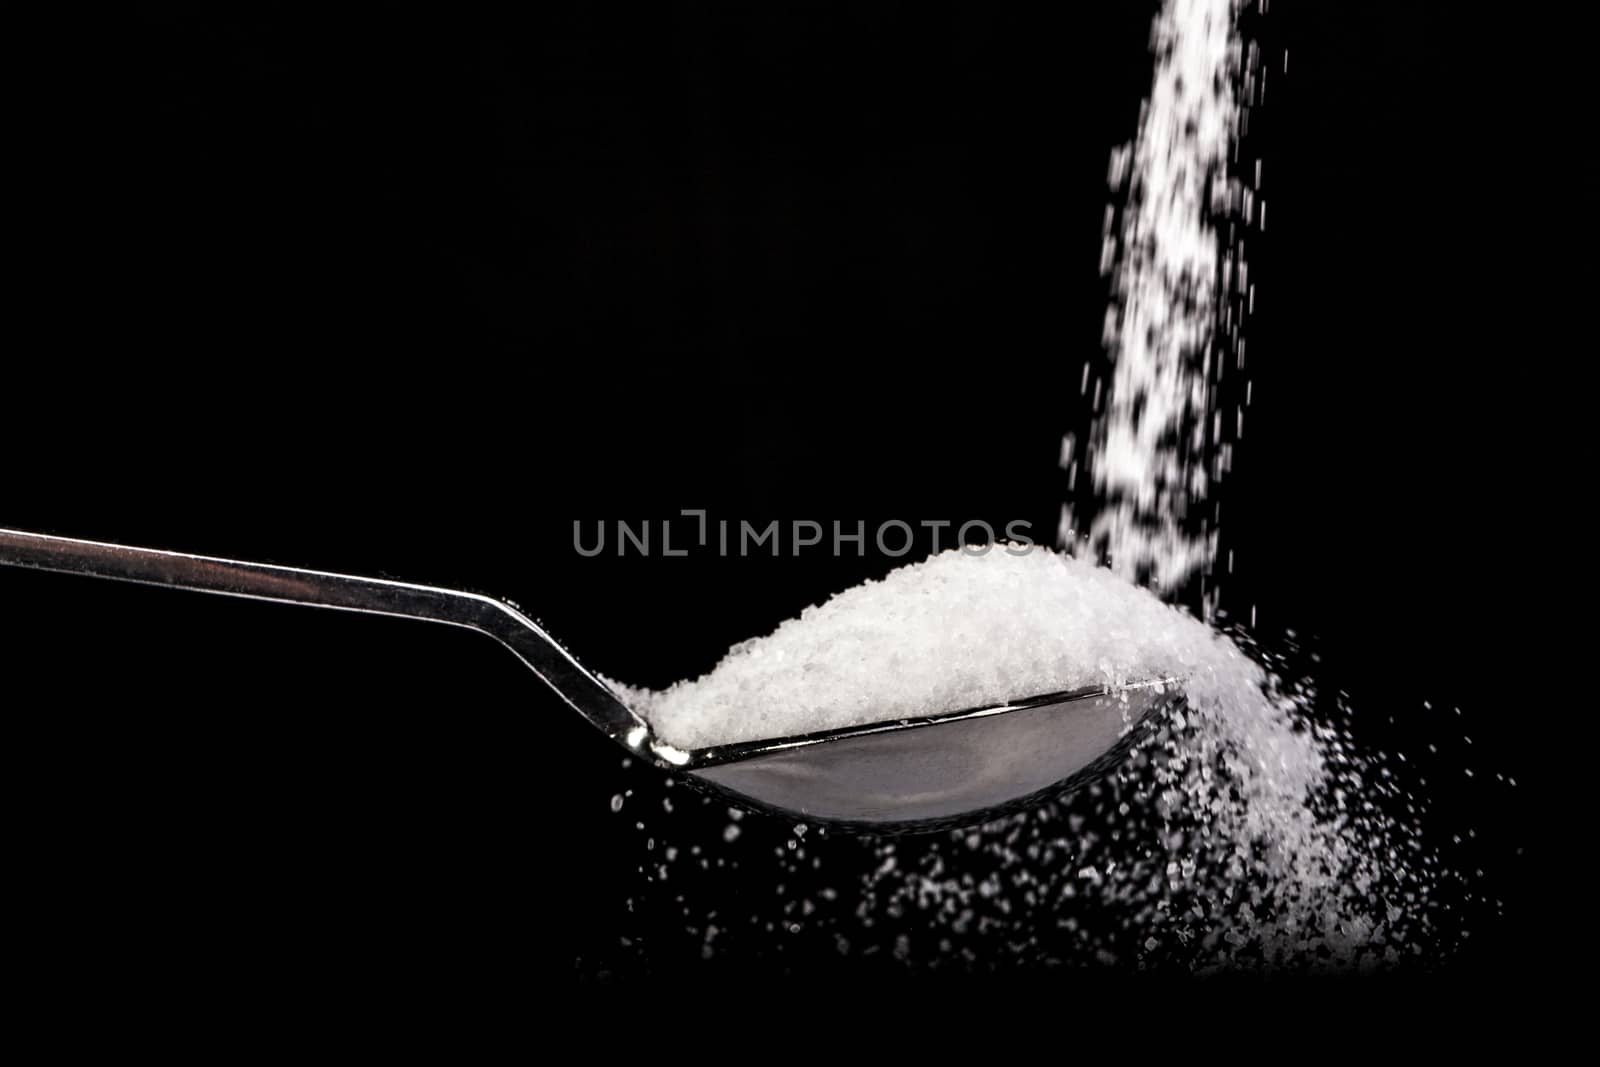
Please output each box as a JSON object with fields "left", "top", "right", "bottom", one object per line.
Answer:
{"left": 618, "top": 547, "right": 1258, "bottom": 751}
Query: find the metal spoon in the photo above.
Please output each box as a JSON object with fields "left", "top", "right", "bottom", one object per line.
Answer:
{"left": 0, "top": 528, "right": 1175, "bottom": 831}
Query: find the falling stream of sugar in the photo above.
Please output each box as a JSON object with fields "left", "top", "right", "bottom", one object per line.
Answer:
{"left": 601, "top": 0, "right": 1483, "bottom": 973}
{"left": 1060, "top": 0, "right": 1262, "bottom": 614}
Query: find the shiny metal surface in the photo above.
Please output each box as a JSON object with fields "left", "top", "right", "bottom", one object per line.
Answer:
{"left": 1, "top": 527, "right": 1170, "bottom": 831}
{"left": 685, "top": 683, "right": 1175, "bottom": 830}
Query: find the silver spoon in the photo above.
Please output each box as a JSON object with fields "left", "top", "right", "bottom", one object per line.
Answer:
{"left": 0, "top": 528, "right": 1176, "bottom": 831}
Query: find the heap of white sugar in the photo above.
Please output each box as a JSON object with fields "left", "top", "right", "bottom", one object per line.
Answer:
{"left": 611, "top": 548, "right": 1433, "bottom": 967}
{"left": 619, "top": 548, "right": 1272, "bottom": 754}
{"left": 608, "top": 550, "right": 1440, "bottom": 966}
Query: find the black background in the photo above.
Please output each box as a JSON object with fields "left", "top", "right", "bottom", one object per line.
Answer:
{"left": 5, "top": 3, "right": 1554, "bottom": 1006}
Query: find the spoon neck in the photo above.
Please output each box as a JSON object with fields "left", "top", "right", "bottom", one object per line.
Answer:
{"left": 466, "top": 596, "right": 653, "bottom": 748}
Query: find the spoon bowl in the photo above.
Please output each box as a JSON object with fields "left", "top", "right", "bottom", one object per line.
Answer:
{"left": 681, "top": 682, "right": 1175, "bottom": 830}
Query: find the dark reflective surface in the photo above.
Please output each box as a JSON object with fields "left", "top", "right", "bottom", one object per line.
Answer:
{"left": 693, "top": 686, "right": 1173, "bottom": 829}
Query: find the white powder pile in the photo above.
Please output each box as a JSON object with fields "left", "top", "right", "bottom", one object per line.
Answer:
{"left": 610, "top": 589, "right": 1459, "bottom": 968}
{"left": 619, "top": 548, "right": 1260, "bottom": 752}
{"left": 612, "top": 573, "right": 1455, "bottom": 966}
{"left": 614, "top": 545, "right": 1389, "bottom": 963}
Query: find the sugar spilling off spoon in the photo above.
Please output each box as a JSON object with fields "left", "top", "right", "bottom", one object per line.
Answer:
{"left": 614, "top": 547, "right": 1421, "bottom": 967}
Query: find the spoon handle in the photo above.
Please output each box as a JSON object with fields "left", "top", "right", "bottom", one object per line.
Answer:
{"left": 3, "top": 526, "right": 487, "bottom": 622}
{"left": 0, "top": 527, "right": 647, "bottom": 743}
